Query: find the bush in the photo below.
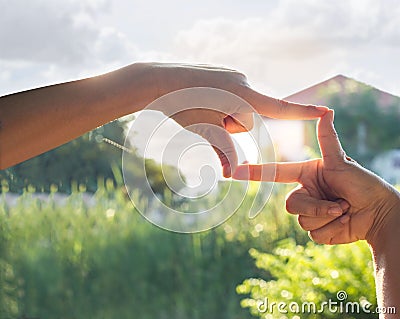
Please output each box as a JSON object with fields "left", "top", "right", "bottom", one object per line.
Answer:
{"left": 237, "top": 239, "right": 376, "bottom": 319}
{"left": 0, "top": 183, "right": 377, "bottom": 319}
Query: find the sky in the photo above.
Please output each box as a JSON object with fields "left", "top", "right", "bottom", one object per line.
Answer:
{"left": 1, "top": 0, "right": 399, "bottom": 98}
{"left": 1, "top": 0, "right": 400, "bottom": 186}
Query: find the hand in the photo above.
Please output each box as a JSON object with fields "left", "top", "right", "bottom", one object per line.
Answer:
{"left": 233, "top": 110, "right": 400, "bottom": 246}
{"left": 148, "top": 63, "right": 328, "bottom": 177}
{"left": 0, "top": 62, "right": 326, "bottom": 170}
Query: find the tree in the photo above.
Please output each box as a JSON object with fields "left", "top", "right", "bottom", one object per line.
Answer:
{"left": 237, "top": 239, "right": 376, "bottom": 319}
{"left": 0, "top": 120, "right": 127, "bottom": 193}
{"left": 0, "top": 119, "right": 183, "bottom": 196}
{"left": 305, "top": 85, "right": 400, "bottom": 167}
{"left": 331, "top": 88, "right": 400, "bottom": 166}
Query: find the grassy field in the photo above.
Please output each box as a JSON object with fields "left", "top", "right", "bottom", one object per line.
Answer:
{"left": 0, "top": 181, "right": 377, "bottom": 319}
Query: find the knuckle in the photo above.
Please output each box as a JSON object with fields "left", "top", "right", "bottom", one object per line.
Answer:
{"left": 236, "top": 71, "right": 247, "bottom": 80}
{"left": 276, "top": 99, "right": 289, "bottom": 114}
{"left": 250, "top": 165, "right": 260, "bottom": 181}
{"left": 298, "top": 216, "right": 311, "bottom": 231}
{"left": 309, "top": 230, "right": 326, "bottom": 245}
{"left": 313, "top": 204, "right": 329, "bottom": 218}
{"left": 230, "top": 69, "right": 247, "bottom": 81}
{"left": 249, "top": 165, "right": 254, "bottom": 180}
{"left": 300, "top": 104, "right": 316, "bottom": 114}
{"left": 312, "top": 205, "right": 320, "bottom": 217}
{"left": 308, "top": 230, "right": 318, "bottom": 242}
{"left": 285, "top": 188, "right": 304, "bottom": 214}
{"left": 318, "top": 129, "right": 339, "bottom": 139}
{"left": 275, "top": 166, "right": 280, "bottom": 183}
{"left": 285, "top": 196, "right": 297, "bottom": 214}
{"left": 305, "top": 104, "right": 316, "bottom": 112}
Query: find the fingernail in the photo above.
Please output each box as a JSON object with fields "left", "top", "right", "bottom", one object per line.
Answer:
{"left": 339, "top": 215, "right": 350, "bottom": 224}
{"left": 223, "top": 164, "right": 231, "bottom": 178}
{"left": 232, "top": 166, "right": 248, "bottom": 180}
{"left": 328, "top": 207, "right": 343, "bottom": 217}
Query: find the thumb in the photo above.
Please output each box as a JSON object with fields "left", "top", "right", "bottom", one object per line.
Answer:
{"left": 317, "top": 109, "right": 345, "bottom": 166}
{"left": 188, "top": 124, "right": 238, "bottom": 178}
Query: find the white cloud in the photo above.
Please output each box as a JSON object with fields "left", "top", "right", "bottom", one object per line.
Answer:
{"left": 2, "top": 1, "right": 90, "bottom": 64}
{"left": 0, "top": 0, "right": 137, "bottom": 95}
{"left": 168, "top": 0, "right": 400, "bottom": 96}
{"left": 0, "top": 0, "right": 399, "bottom": 97}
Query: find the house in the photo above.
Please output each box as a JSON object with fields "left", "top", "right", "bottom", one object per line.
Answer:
{"left": 371, "top": 150, "right": 400, "bottom": 185}
{"left": 261, "top": 75, "right": 400, "bottom": 184}
{"left": 283, "top": 74, "right": 399, "bottom": 109}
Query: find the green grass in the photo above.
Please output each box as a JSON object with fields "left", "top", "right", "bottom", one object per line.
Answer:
{"left": 0, "top": 182, "right": 376, "bottom": 319}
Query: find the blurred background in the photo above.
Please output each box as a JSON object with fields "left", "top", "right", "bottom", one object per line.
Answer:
{"left": 1, "top": 1, "right": 399, "bottom": 318}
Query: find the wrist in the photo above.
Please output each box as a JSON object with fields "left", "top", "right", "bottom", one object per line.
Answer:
{"left": 95, "top": 62, "right": 158, "bottom": 117}
{"left": 367, "top": 187, "right": 400, "bottom": 251}
{"left": 367, "top": 189, "right": 400, "bottom": 313}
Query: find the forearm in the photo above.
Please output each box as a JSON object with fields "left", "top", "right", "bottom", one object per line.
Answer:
{"left": 369, "top": 195, "right": 400, "bottom": 318}
{"left": 0, "top": 62, "right": 155, "bottom": 169}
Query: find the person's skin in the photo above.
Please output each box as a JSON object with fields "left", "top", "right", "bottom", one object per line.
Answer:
{"left": 0, "top": 62, "right": 327, "bottom": 173}
{"left": 233, "top": 110, "right": 400, "bottom": 318}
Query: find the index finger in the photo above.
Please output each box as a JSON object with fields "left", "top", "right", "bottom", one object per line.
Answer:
{"left": 243, "top": 87, "right": 329, "bottom": 120}
{"left": 188, "top": 124, "right": 238, "bottom": 178}
{"left": 232, "top": 162, "right": 306, "bottom": 183}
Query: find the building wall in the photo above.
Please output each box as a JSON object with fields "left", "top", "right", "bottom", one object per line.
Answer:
{"left": 371, "top": 150, "right": 400, "bottom": 185}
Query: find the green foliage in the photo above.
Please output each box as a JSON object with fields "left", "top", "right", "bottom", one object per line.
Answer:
{"left": 0, "top": 119, "right": 182, "bottom": 198}
{"left": 305, "top": 84, "right": 400, "bottom": 168}
{"left": 237, "top": 239, "right": 376, "bottom": 319}
{"left": 0, "top": 120, "right": 127, "bottom": 193}
{"left": 332, "top": 89, "right": 400, "bottom": 166}
{"left": 0, "top": 184, "right": 377, "bottom": 319}
{"left": 0, "top": 209, "right": 20, "bottom": 318}
{"left": 123, "top": 152, "right": 186, "bottom": 199}
{"left": 0, "top": 183, "right": 304, "bottom": 319}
